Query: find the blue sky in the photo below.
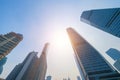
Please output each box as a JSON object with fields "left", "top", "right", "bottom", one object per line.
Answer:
{"left": 0, "top": 0, "right": 120, "bottom": 79}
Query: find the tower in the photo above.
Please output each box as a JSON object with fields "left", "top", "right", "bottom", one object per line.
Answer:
{"left": 34, "top": 43, "right": 49, "bottom": 80}
{"left": 0, "top": 57, "right": 7, "bottom": 74}
{"left": 6, "top": 51, "right": 38, "bottom": 80}
{"left": 67, "top": 28, "right": 120, "bottom": 80}
{"left": 6, "top": 43, "right": 49, "bottom": 80}
{"left": 81, "top": 8, "right": 120, "bottom": 38}
{"left": 106, "top": 48, "right": 120, "bottom": 61}
{"left": 106, "top": 48, "right": 120, "bottom": 73}
{"left": 0, "top": 32, "right": 23, "bottom": 59}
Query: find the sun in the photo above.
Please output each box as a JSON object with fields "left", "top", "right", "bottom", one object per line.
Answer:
{"left": 47, "top": 29, "right": 80, "bottom": 80}
{"left": 50, "top": 29, "right": 70, "bottom": 48}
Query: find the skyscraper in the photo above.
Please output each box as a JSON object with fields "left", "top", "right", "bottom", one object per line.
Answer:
{"left": 0, "top": 32, "right": 23, "bottom": 59}
{"left": 6, "top": 43, "right": 49, "bottom": 80}
{"left": 6, "top": 51, "right": 38, "bottom": 80}
{"left": 114, "top": 59, "right": 120, "bottom": 73}
{"left": 67, "top": 28, "right": 120, "bottom": 80}
{"left": 81, "top": 8, "right": 120, "bottom": 38}
{"left": 35, "top": 43, "right": 49, "bottom": 80}
{"left": 106, "top": 48, "right": 120, "bottom": 73}
{"left": 0, "top": 57, "right": 7, "bottom": 74}
{"left": 106, "top": 48, "right": 120, "bottom": 61}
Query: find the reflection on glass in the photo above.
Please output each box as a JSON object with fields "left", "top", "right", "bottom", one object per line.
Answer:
{"left": 0, "top": 57, "right": 7, "bottom": 74}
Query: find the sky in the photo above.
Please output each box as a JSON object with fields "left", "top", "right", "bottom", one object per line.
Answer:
{"left": 0, "top": 0, "right": 120, "bottom": 80}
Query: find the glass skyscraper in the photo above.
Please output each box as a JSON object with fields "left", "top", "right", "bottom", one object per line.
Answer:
{"left": 0, "top": 57, "right": 7, "bottom": 74}
{"left": 0, "top": 32, "right": 23, "bottom": 60}
{"left": 6, "top": 51, "right": 38, "bottom": 80}
{"left": 106, "top": 48, "right": 120, "bottom": 61}
{"left": 106, "top": 48, "right": 120, "bottom": 74}
{"left": 67, "top": 28, "right": 120, "bottom": 80}
{"left": 114, "top": 59, "right": 120, "bottom": 74}
{"left": 81, "top": 8, "right": 120, "bottom": 38}
{"left": 6, "top": 43, "right": 49, "bottom": 80}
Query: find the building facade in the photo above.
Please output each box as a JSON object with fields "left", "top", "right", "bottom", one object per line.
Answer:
{"left": 6, "top": 51, "right": 38, "bottom": 80}
{"left": 0, "top": 57, "right": 7, "bottom": 74}
{"left": 114, "top": 59, "right": 120, "bottom": 73}
{"left": 6, "top": 43, "right": 49, "bottom": 80}
{"left": 81, "top": 8, "right": 120, "bottom": 38}
{"left": 0, "top": 32, "right": 23, "bottom": 59}
{"left": 106, "top": 48, "right": 120, "bottom": 73}
{"left": 67, "top": 28, "right": 120, "bottom": 80}
{"left": 106, "top": 48, "right": 120, "bottom": 61}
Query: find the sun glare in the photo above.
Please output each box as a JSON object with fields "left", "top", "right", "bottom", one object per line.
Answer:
{"left": 50, "top": 30, "right": 70, "bottom": 48}
{"left": 47, "top": 29, "right": 80, "bottom": 80}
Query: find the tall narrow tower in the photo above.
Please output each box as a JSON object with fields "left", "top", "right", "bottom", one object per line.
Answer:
{"left": 106, "top": 48, "right": 120, "bottom": 61}
{"left": 106, "top": 48, "right": 120, "bottom": 73}
{"left": 0, "top": 32, "right": 23, "bottom": 59}
{"left": 17, "top": 43, "right": 49, "bottom": 80}
{"left": 81, "top": 8, "right": 120, "bottom": 38}
{"left": 6, "top": 43, "right": 49, "bottom": 80}
{"left": 67, "top": 28, "right": 120, "bottom": 80}
{"left": 34, "top": 43, "right": 49, "bottom": 80}
{"left": 6, "top": 51, "right": 38, "bottom": 80}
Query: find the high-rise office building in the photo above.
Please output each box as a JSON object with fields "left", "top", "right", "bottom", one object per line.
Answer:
{"left": 0, "top": 32, "right": 23, "bottom": 59}
{"left": 6, "top": 51, "right": 38, "bottom": 80}
{"left": 106, "top": 48, "right": 120, "bottom": 73}
{"left": 106, "top": 48, "right": 120, "bottom": 61}
{"left": 6, "top": 43, "right": 49, "bottom": 80}
{"left": 81, "top": 8, "right": 120, "bottom": 38}
{"left": 34, "top": 43, "right": 49, "bottom": 80}
{"left": 67, "top": 28, "right": 120, "bottom": 80}
{"left": 114, "top": 59, "right": 120, "bottom": 73}
{"left": 114, "top": 59, "right": 120, "bottom": 72}
{"left": 0, "top": 57, "right": 7, "bottom": 74}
